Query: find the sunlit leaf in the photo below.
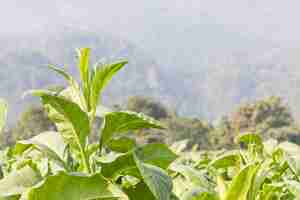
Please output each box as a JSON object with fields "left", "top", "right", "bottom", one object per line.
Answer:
{"left": 100, "top": 111, "right": 164, "bottom": 149}
{"left": 24, "top": 172, "right": 118, "bottom": 200}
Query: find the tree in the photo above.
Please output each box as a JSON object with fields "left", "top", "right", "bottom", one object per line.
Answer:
{"left": 10, "top": 105, "right": 55, "bottom": 143}
{"left": 230, "top": 96, "right": 293, "bottom": 132}
{"left": 126, "top": 96, "right": 172, "bottom": 119}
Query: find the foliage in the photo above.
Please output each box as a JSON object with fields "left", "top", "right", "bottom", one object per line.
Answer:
{"left": 8, "top": 105, "right": 55, "bottom": 145}
{"left": 127, "top": 96, "right": 173, "bottom": 120}
{"left": 163, "top": 117, "right": 213, "bottom": 150}
{"left": 171, "top": 133, "right": 300, "bottom": 200}
{"left": 125, "top": 96, "right": 300, "bottom": 151}
{"left": 231, "top": 96, "right": 293, "bottom": 132}
{"left": 2, "top": 47, "right": 300, "bottom": 199}
{"left": 0, "top": 48, "right": 179, "bottom": 200}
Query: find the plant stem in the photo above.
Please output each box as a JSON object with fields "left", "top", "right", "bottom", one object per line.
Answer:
{"left": 80, "top": 147, "right": 91, "bottom": 174}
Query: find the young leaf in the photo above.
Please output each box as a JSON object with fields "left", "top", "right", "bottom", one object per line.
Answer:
{"left": 46, "top": 64, "right": 87, "bottom": 111}
{"left": 100, "top": 111, "right": 165, "bottom": 149}
{"left": 24, "top": 172, "right": 118, "bottom": 200}
{"left": 90, "top": 60, "right": 127, "bottom": 110}
{"left": 76, "top": 48, "right": 91, "bottom": 111}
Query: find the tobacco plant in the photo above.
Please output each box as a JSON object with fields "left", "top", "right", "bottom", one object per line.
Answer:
{"left": 171, "top": 133, "right": 300, "bottom": 199}
{"left": 0, "top": 48, "right": 178, "bottom": 200}
{"left": 2, "top": 48, "right": 300, "bottom": 200}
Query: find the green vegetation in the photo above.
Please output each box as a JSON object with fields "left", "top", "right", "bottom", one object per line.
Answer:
{"left": 171, "top": 133, "right": 300, "bottom": 199}
{"left": 0, "top": 48, "right": 176, "bottom": 199}
{"left": 1, "top": 48, "right": 300, "bottom": 199}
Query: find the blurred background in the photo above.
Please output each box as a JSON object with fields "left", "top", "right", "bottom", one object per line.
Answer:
{"left": 2, "top": 0, "right": 300, "bottom": 149}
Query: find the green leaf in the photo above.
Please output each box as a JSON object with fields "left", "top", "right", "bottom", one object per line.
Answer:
{"left": 45, "top": 65, "right": 87, "bottom": 110}
{"left": 100, "top": 111, "right": 164, "bottom": 149}
{"left": 101, "top": 143, "right": 177, "bottom": 178}
{"left": 259, "top": 183, "right": 282, "bottom": 200}
{"left": 47, "top": 64, "right": 74, "bottom": 83}
{"left": 100, "top": 152, "right": 136, "bottom": 179}
{"left": 170, "top": 164, "right": 213, "bottom": 190}
{"left": 0, "top": 196, "right": 19, "bottom": 200}
{"left": 30, "top": 90, "right": 91, "bottom": 172}
{"left": 237, "top": 133, "right": 263, "bottom": 147}
{"left": 32, "top": 91, "right": 90, "bottom": 150}
{"left": 134, "top": 154, "right": 173, "bottom": 200}
{"left": 0, "top": 166, "right": 41, "bottom": 198}
{"left": 134, "top": 143, "right": 177, "bottom": 169}
{"left": 286, "top": 180, "right": 300, "bottom": 197}
{"left": 76, "top": 48, "right": 91, "bottom": 111}
{"left": 181, "top": 187, "right": 219, "bottom": 200}
{"left": 90, "top": 60, "right": 127, "bottom": 110}
{"left": 209, "top": 151, "right": 241, "bottom": 169}
{"left": 224, "top": 164, "right": 260, "bottom": 200}
{"left": 14, "top": 131, "right": 67, "bottom": 170}
{"left": 24, "top": 172, "right": 118, "bottom": 200}
{"left": 123, "top": 182, "right": 156, "bottom": 200}
{"left": 107, "top": 136, "right": 137, "bottom": 153}
{"left": 0, "top": 98, "right": 7, "bottom": 134}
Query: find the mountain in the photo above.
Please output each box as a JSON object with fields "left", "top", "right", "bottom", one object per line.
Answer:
{"left": 0, "top": 27, "right": 174, "bottom": 125}
{"left": 2, "top": 24, "right": 300, "bottom": 125}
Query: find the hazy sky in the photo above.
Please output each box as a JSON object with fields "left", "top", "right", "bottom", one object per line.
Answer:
{"left": 1, "top": 0, "right": 300, "bottom": 44}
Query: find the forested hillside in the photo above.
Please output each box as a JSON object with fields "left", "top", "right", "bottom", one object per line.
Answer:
{"left": 0, "top": 27, "right": 172, "bottom": 125}
{"left": 2, "top": 26, "right": 300, "bottom": 124}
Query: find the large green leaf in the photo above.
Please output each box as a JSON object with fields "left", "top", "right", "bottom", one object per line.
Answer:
{"left": 14, "top": 131, "right": 67, "bottom": 170}
{"left": 101, "top": 143, "right": 177, "bottom": 178}
{"left": 90, "top": 60, "right": 127, "bottom": 110}
{"left": 100, "top": 111, "right": 164, "bottom": 148}
{"left": 224, "top": 164, "right": 260, "bottom": 200}
{"left": 0, "top": 166, "right": 41, "bottom": 198}
{"left": 24, "top": 172, "right": 117, "bottom": 200}
{"left": 134, "top": 154, "right": 173, "bottom": 200}
{"left": 31, "top": 90, "right": 90, "bottom": 150}
{"left": 0, "top": 98, "right": 7, "bottom": 134}
{"left": 134, "top": 143, "right": 178, "bottom": 169}
{"left": 30, "top": 90, "right": 91, "bottom": 172}
{"left": 101, "top": 144, "right": 175, "bottom": 200}
{"left": 107, "top": 136, "right": 137, "bottom": 153}
{"left": 170, "top": 164, "right": 213, "bottom": 190}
